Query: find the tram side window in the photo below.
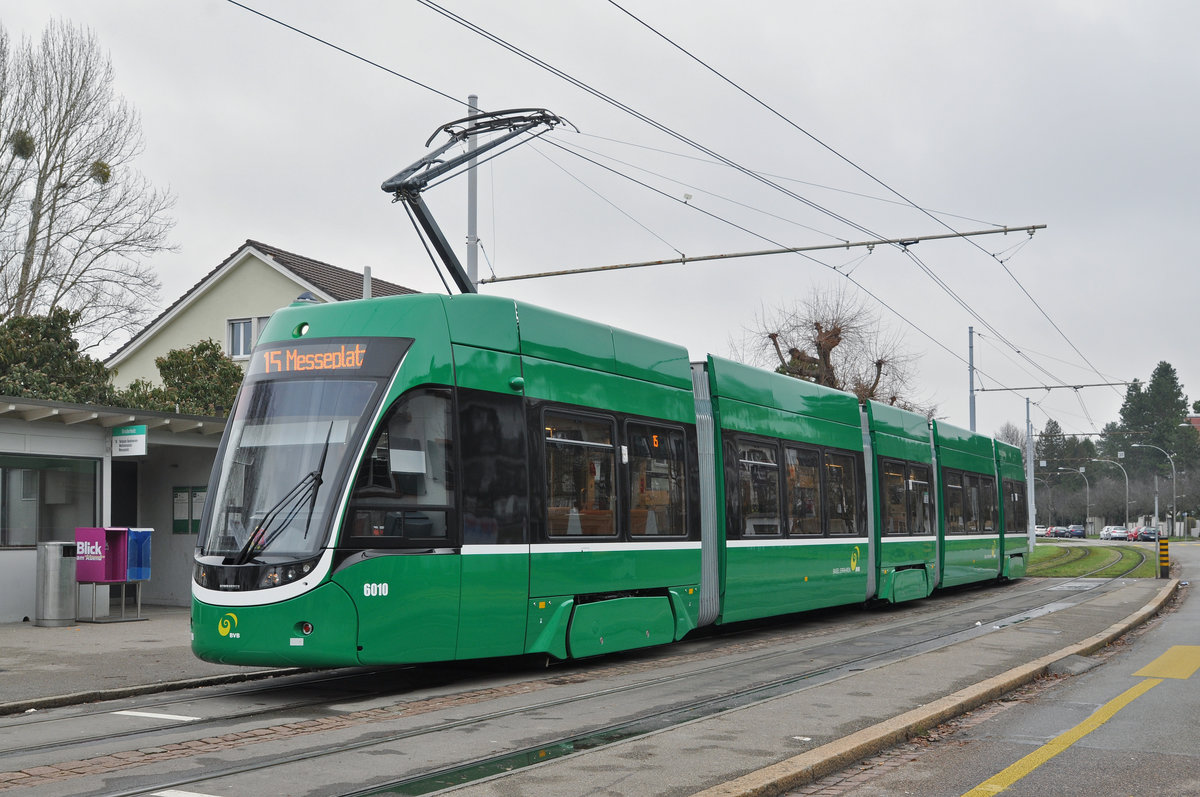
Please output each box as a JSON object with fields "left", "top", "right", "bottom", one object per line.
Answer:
{"left": 346, "top": 390, "right": 455, "bottom": 546}
{"left": 825, "top": 451, "right": 859, "bottom": 536}
{"left": 963, "top": 474, "right": 981, "bottom": 534}
{"left": 907, "top": 464, "right": 933, "bottom": 535}
{"left": 1004, "top": 479, "right": 1027, "bottom": 532}
{"left": 980, "top": 476, "right": 997, "bottom": 533}
{"left": 627, "top": 423, "right": 687, "bottom": 537}
{"left": 944, "top": 471, "right": 964, "bottom": 534}
{"left": 459, "top": 390, "right": 528, "bottom": 545}
{"left": 785, "top": 446, "right": 822, "bottom": 536}
{"left": 880, "top": 460, "right": 907, "bottom": 535}
{"left": 738, "top": 440, "right": 781, "bottom": 536}
{"left": 545, "top": 413, "right": 616, "bottom": 537}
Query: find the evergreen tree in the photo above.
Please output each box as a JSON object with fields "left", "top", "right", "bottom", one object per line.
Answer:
{"left": 114, "top": 339, "right": 241, "bottom": 416}
{"left": 1035, "top": 419, "right": 1067, "bottom": 472}
{"left": 152, "top": 339, "right": 242, "bottom": 416}
{"left": 0, "top": 308, "right": 116, "bottom": 403}
{"left": 1103, "top": 362, "right": 1200, "bottom": 477}
{"left": 0, "top": 311, "right": 239, "bottom": 416}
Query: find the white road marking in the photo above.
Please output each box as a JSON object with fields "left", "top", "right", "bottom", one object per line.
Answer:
{"left": 112, "top": 710, "right": 201, "bottom": 722}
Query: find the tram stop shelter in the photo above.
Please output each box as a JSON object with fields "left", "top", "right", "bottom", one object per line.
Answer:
{"left": 0, "top": 395, "right": 226, "bottom": 623}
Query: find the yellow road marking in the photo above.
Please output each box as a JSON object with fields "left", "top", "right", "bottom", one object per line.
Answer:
{"left": 1134, "top": 645, "right": 1200, "bottom": 679}
{"left": 960, "top": 678, "right": 1162, "bottom": 796}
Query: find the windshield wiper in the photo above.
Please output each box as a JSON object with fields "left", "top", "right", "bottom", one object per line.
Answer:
{"left": 229, "top": 471, "right": 320, "bottom": 565}
{"left": 303, "top": 423, "right": 334, "bottom": 540}
{"left": 230, "top": 423, "right": 335, "bottom": 565}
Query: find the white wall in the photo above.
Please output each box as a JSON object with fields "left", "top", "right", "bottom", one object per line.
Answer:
{"left": 0, "top": 416, "right": 221, "bottom": 619}
{"left": 0, "top": 548, "right": 36, "bottom": 622}
{"left": 0, "top": 418, "right": 109, "bottom": 622}
{"left": 137, "top": 437, "right": 220, "bottom": 606}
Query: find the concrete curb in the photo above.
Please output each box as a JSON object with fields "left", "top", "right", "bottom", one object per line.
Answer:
{"left": 690, "top": 579, "right": 1179, "bottom": 797}
{"left": 0, "top": 667, "right": 301, "bottom": 717}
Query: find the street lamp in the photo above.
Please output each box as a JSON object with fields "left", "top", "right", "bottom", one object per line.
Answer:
{"left": 1058, "top": 467, "right": 1090, "bottom": 533}
{"left": 1132, "top": 443, "right": 1176, "bottom": 537}
{"left": 1091, "top": 458, "right": 1130, "bottom": 530}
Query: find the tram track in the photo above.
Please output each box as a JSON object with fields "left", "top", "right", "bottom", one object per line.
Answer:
{"left": 19, "top": 574, "right": 1145, "bottom": 797}
{"left": 0, "top": 665, "right": 450, "bottom": 759}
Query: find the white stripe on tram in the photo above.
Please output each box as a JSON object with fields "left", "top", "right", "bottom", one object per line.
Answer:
{"left": 726, "top": 537, "right": 865, "bottom": 548}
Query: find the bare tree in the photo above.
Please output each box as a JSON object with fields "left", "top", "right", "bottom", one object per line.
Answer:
{"left": 735, "top": 284, "right": 933, "bottom": 414}
{"left": 0, "top": 19, "right": 173, "bottom": 348}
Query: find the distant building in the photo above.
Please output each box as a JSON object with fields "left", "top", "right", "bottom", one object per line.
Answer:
{"left": 0, "top": 241, "right": 416, "bottom": 622}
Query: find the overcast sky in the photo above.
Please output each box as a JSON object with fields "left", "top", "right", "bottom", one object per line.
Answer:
{"left": 3, "top": 1, "right": 1195, "bottom": 441}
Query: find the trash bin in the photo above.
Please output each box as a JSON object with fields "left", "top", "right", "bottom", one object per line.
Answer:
{"left": 35, "top": 541, "right": 77, "bottom": 627}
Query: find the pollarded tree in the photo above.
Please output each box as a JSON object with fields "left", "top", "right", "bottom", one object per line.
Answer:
{"left": 742, "top": 283, "right": 931, "bottom": 413}
{"left": 0, "top": 19, "right": 174, "bottom": 348}
{"left": 995, "top": 421, "right": 1026, "bottom": 451}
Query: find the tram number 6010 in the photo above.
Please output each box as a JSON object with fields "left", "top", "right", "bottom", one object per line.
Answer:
{"left": 363, "top": 583, "right": 390, "bottom": 597}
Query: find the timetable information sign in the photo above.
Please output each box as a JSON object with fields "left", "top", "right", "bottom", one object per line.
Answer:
{"left": 112, "top": 425, "right": 147, "bottom": 457}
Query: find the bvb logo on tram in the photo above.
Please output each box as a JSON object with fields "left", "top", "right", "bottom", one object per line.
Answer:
{"left": 850, "top": 545, "right": 861, "bottom": 572}
{"left": 218, "top": 613, "right": 240, "bottom": 639}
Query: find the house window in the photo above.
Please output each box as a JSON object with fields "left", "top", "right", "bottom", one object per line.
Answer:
{"left": 228, "top": 316, "right": 271, "bottom": 359}
{"left": 229, "top": 319, "right": 253, "bottom": 358}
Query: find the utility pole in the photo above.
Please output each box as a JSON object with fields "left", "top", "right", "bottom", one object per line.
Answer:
{"left": 466, "top": 94, "right": 480, "bottom": 288}
{"left": 968, "top": 326, "right": 976, "bottom": 432}
{"left": 1025, "top": 397, "right": 1035, "bottom": 545}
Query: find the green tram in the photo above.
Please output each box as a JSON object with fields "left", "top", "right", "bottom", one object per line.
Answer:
{"left": 191, "top": 293, "right": 1029, "bottom": 667}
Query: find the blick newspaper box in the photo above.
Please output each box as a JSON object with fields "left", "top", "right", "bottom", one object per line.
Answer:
{"left": 75, "top": 527, "right": 152, "bottom": 621}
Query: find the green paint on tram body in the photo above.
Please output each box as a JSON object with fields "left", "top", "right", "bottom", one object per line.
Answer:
{"left": 191, "top": 293, "right": 1027, "bottom": 668}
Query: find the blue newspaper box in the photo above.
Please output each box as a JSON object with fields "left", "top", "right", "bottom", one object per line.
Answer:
{"left": 126, "top": 528, "right": 152, "bottom": 581}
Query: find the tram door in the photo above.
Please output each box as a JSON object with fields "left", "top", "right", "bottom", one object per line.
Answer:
{"left": 341, "top": 388, "right": 462, "bottom": 663}
{"left": 452, "top": 356, "right": 531, "bottom": 660}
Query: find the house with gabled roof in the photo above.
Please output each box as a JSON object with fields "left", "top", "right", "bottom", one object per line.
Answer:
{"left": 105, "top": 239, "right": 417, "bottom": 387}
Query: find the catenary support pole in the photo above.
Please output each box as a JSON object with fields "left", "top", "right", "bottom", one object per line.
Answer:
{"left": 466, "top": 94, "right": 479, "bottom": 287}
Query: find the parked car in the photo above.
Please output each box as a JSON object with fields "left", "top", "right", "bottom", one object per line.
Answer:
{"left": 1047, "top": 526, "right": 1069, "bottom": 537}
{"left": 1108, "top": 527, "right": 1130, "bottom": 541}
{"left": 1100, "top": 526, "right": 1126, "bottom": 540}
{"left": 1066, "top": 524, "right": 1086, "bottom": 538}
{"left": 1136, "top": 527, "right": 1161, "bottom": 541}
{"left": 1035, "top": 525, "right": 1048, "bottom": 537}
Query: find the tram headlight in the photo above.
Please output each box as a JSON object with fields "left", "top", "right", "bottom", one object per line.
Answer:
{"left": 258, "top": 556, "right": 321, "bottom": 589}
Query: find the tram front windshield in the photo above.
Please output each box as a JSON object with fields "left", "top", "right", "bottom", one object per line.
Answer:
{"left": 200, "top": 378, "right": 379, "bottom": 561}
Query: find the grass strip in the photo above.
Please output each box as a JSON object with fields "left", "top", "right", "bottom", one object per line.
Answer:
{"left": 1028, "top": 543, "right": 1152, "bottom": 578}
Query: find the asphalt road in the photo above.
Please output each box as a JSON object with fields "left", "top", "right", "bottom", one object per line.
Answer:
{"left": 782, "top": 541, "right": 1200, "bottom": 797}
